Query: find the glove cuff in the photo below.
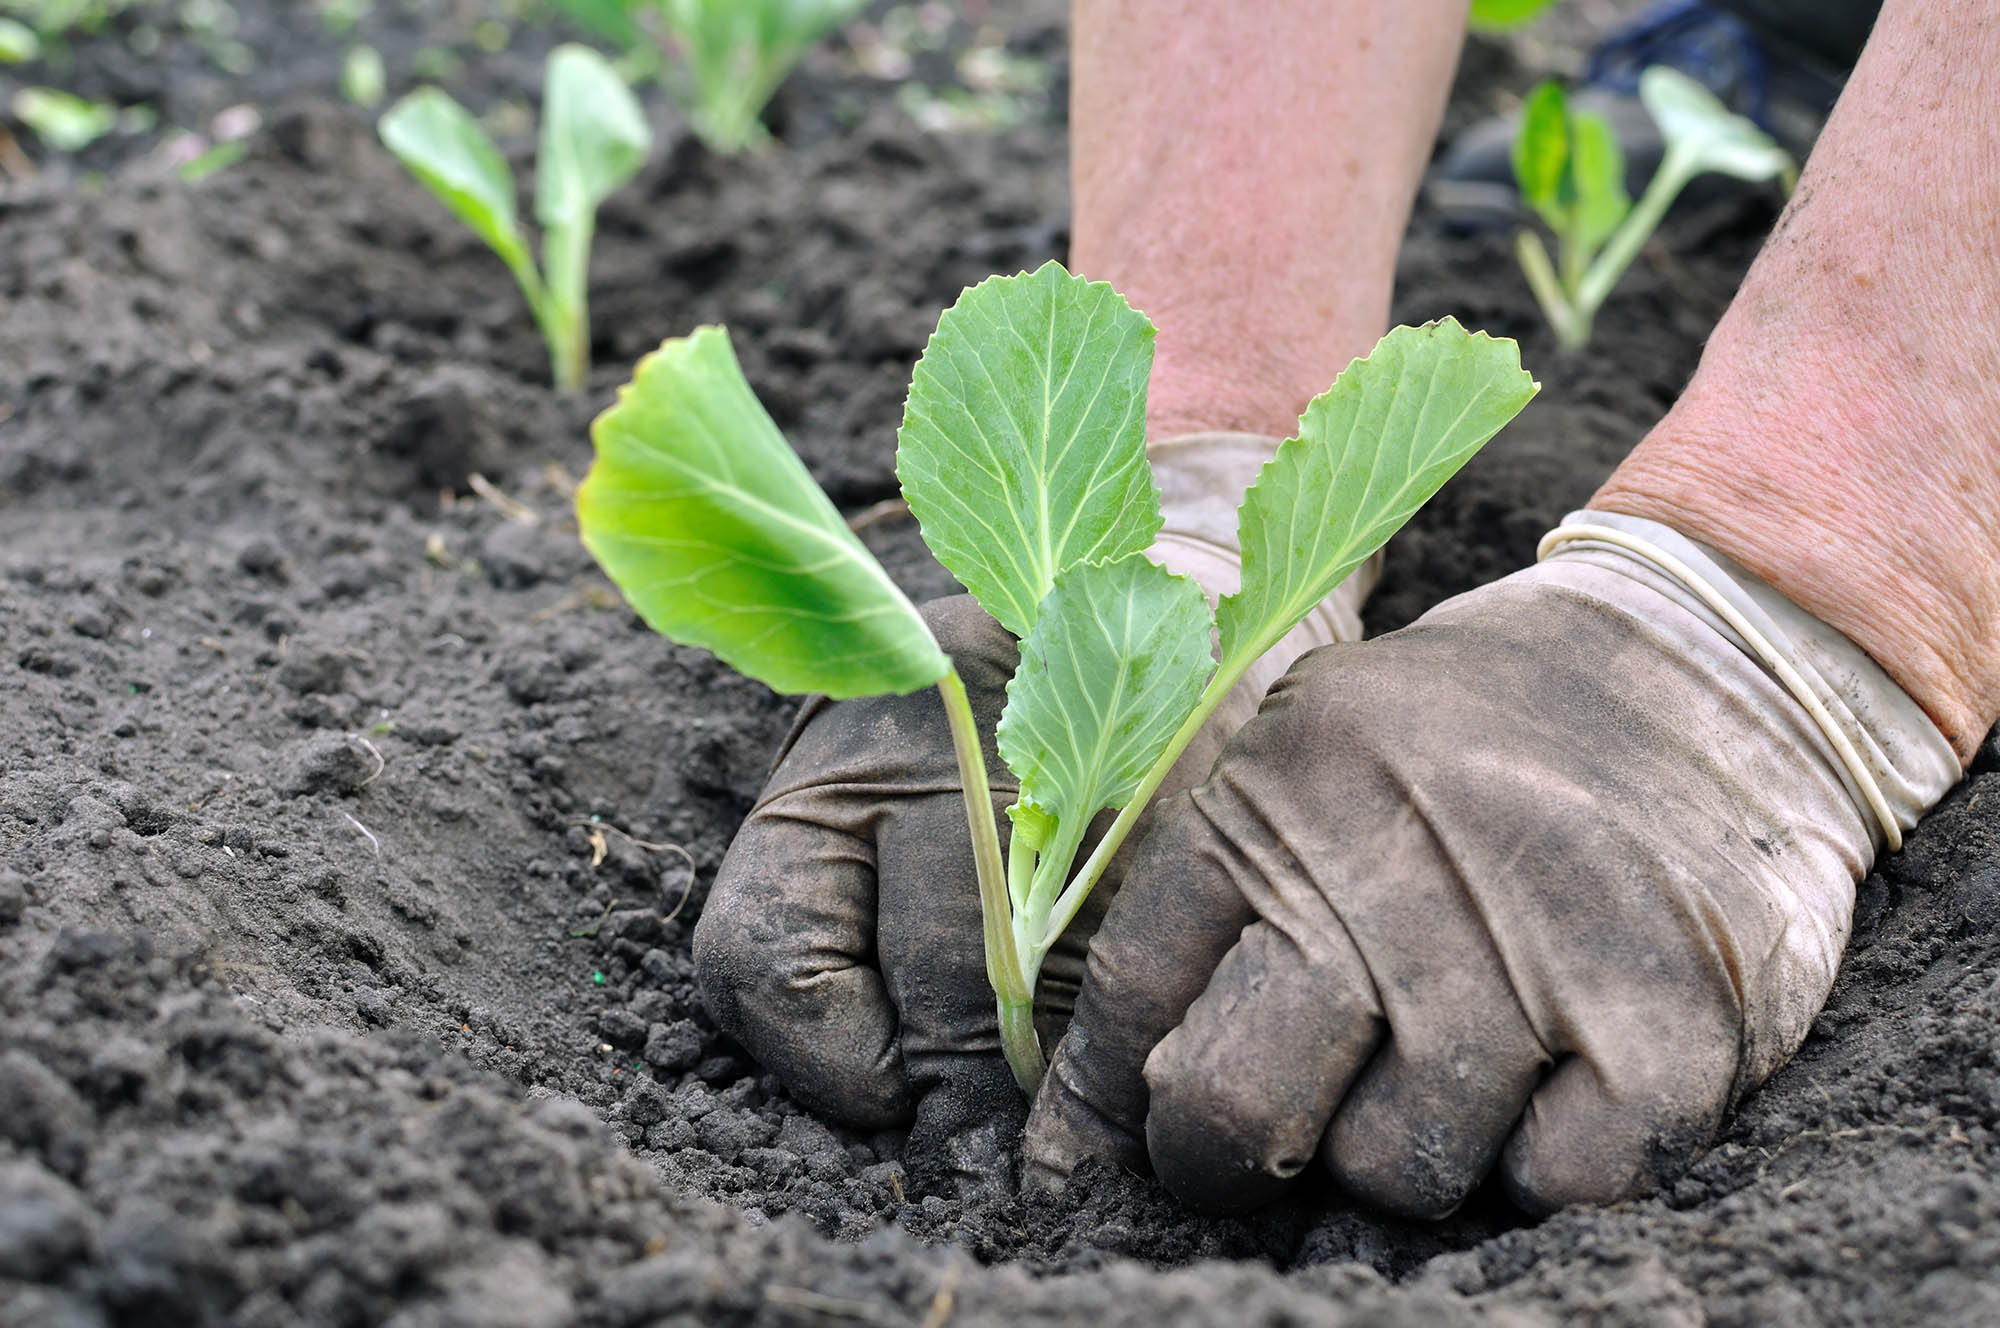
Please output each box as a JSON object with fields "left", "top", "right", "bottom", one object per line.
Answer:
{"left": 1541, "top": 510, "right": 1960, "bottom": 849}
{"left": 1147, "top": 432, "right": 1378, "bottom": 702}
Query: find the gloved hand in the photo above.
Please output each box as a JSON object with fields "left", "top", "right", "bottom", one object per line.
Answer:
{"left": 1024, "top": 510, "right": 1960, "bottom": 1217}
{"left": 693, "top": 434, "right": 1377, "bottom": 1193}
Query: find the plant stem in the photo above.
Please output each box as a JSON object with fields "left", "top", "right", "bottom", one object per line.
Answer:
{"left": 937, "top": 666, "right": 1044, "bottom": 1090}
{"left": 1514, "top": 228, "right": 1587, "bottom": 351}
{"left": 539, "top": 219, "right": 592, "bottom": 393}
{"left": 1038, "top": 655, "right": 1240, "bottom": 953}
{"left": 1572, "top": 150, "right": 1693, "bottom": 331}
{"left": 496, "top": 241, "right": 578, "bottom": 392}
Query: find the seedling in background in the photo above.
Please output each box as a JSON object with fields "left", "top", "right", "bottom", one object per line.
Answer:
{"left": 10, "top": 86, "right": 117, "bottom": 150}
{"left": 576, "top": 263, "right": 1537, "bottom": 1092}
{"left": 0, "top": 17, "right": 37, "bottom": 62}
{"left": 1512, "top": 66, "right": 1795, "bottom": 350}
{"left": 1466, "top": 0, "right": 1561, "bottom": 33}
{"left": 379, "top": 43, "right": 650, "bottom": 393}
{"left": 549, "top": 0, "right": 864, "bottom": 154}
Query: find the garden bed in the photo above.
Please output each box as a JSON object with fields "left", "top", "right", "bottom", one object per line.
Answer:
{"left": 4, "top": 3, "right": 1999, "bottom": 1325}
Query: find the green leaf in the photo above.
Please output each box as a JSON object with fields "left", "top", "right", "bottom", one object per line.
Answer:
{"left": 1641, "top": 66, "right": 1794, "bottom": 185}
{"left": 178, "top": 139, "right": 248, "bottom": 183}
{"left": 897, "top": 261, "right": 1162, "bottom": 639}
{"left": 997, "top": 553, "right": 1214, "bottom": 854}
{"left": 1468, "top": 0, "right": 1562, "bottom": 33}
{"left": 1511, "top": 79, "right": 1570, "bottom": 232}
{"left": 341, "top": 44, "right": 387, "bottom": 110}
{"left": 12, "top": 87, "right": 117, "bottom": 152}
{"left": 1218, "top": 319, "right": 1538, "bottom": 670}
{"left": 659, "top": 0, "right": 864, "bottom": 152}
{"left": 578, "top": 325, "right": 949, "bottom": 699}
{"left": 0, "top": 17, "right": 39, "bottom": 63}
{"left": 534, "top": 43, "right": 651, "bottom": 231}
{"left": 1567, "top": 107, "right": 1631, "bottom": 255}
{"left": 544, "top": 0, "right": 650, "bottom": 48}
{"left": 378, "top": 86, "right": 534, "bottom": 277}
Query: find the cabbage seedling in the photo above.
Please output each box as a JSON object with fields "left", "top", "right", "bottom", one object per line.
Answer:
{"left": 1512, "top": 66, "right": 1795, "bottom": 350}
{"left": 547, "top": 0, "right": 864, "bottom": 154}
{"left": 576, "top": 263, "right": 1537, "bottom": 1091}
{"left": 379, "top": 44, "right": 651, "bottom": 394}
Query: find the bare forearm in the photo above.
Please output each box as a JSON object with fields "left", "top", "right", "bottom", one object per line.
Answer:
{"left": 1595, "top": 0, "right": 2000, "bottom": 760}
{"left": 1069, "top": 0, "right": 1464, "bottom": 440}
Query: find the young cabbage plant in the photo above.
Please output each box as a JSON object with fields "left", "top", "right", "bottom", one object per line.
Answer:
{"left": 1512, "top": 66, "right": 1795, "bottom": 350}
{"left": 577, "top": 263, "right": 1538, "bottom": 1092}
{"left": 379, "top": 43, "right": 651, "bottom": 394}
{"left": 546, "top": 0, "right": 864, "bottom": 154}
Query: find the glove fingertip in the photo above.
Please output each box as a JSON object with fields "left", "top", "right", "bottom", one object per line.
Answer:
{"left": 1022, "top": 1046, "right": 1148, "bottom": 1195}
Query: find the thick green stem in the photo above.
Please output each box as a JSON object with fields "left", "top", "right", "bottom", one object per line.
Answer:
{"left": 539, "top": 219, "right": 593, "bottom": 393}
{"left": 1572, "top": 150, "right": 1693, "bottom": 328}
{"left": 937, "top": 666, "right": 1044, "bottom": 1091}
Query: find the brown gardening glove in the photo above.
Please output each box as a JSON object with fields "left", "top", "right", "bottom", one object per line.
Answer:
{"left": 693, "top": 435, "right": 1375, "bottom": 1194}
{"left": 1023, "top": 511, "right": 1961, "bottom": 1217}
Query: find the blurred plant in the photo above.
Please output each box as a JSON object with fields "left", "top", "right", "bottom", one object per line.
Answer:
{"left": 341, "top": 42, "right": 385, "bottom": 108}
{"left": 0, "top": 0, "right": 140, "bottom": 42}
{"left": 379, "top": 43, "right": 652, "bottom": 393}
{"left": 1511, "top": 67, "right": 1794, "bottom": 349}
{"left": 0, "top": 16, "right": 38, "bottom": 61}
{"left": 11, "top": 85, "right": 116, "bottom": 149}
{"left": 549, "top": 0, "right": 865, "bottom": 153}
{"left": 1467, "top": 0, "right": 1561, "bottom": 33}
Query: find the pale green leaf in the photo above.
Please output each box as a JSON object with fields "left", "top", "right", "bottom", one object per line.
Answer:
{"left": 342, "top": 44, "right": 387, "bottom": 110}
{"left": 379, "top": 86, "right": 533, "bottom": 275}
{"left": 998, "top": 553, "right": 1213, "bottom": 849}
{"left": 0, "top": 17, "right": 40, "bottom": 64}
{"left": 12, "top": 87, "right": 116, "bottom": 152}
{"left": 534, "top": 43, "right": 651, "bottom": 230}
{"left": 578, "top": 325, "right": 950, "bottom": 698}
{"left": 1641, "top": 66, "right": 1794, "bottom": 184}
{"left": 1218, "top": 320, "right": 1538, "bottom": 669}
{"left": 897, "top": 261, "right": 1162, "bottom": 639}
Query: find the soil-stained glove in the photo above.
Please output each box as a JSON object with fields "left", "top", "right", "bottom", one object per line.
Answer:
{"left": 693, "top": 435, "right": 1377, "bottom": 1192}
{"left": 1024, "top": 510, "right": 1960, "bottom": 1217}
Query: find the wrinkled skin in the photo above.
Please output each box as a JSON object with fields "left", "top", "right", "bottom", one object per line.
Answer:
{"left": 694, "top": 596, "right": 1254, "bottom": 1193}
{"left": 1023, "top": 557, "right": 1922, "bottom": 1217}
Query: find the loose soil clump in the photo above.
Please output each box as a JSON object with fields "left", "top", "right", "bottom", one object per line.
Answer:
{"left": 3, "top": 4, "right": 1997, "bottom": 1326}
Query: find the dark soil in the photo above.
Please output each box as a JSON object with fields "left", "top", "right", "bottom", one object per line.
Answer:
{"left": 5, "top": 4, "right": 1998, "bottom": 1326}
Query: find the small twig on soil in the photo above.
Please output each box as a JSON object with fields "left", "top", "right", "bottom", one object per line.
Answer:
{"left": 341, "top": 811, "right": 382, "bottom": 857}
{"left": 355, "top": 736, "right": 386, "bottom": 788}
{"left": 567, "top": 897, "right": 621, "bottom": 939}
{"left": 567, "top": 818, "right": 698, "bottom": 921}
{"left": 919, "top": 1269, "right": 961, "bottom": 1328}
{"left": 529, "top": 584, "right": 625, "bottom": 623}
{"left": 0, "top": 126, "right": 35, "bottom": 181}
{"left": 542, "top": 461, "right": 579, "bottom": 498}
{"left": 762, "top": 1286, "right": 897, "bottom": 1324}
{"left": 846, "top": 497, "right": 910, "bottom": 533}
{"left": 467, "top": 472, "right": 540, "bottom": 525}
